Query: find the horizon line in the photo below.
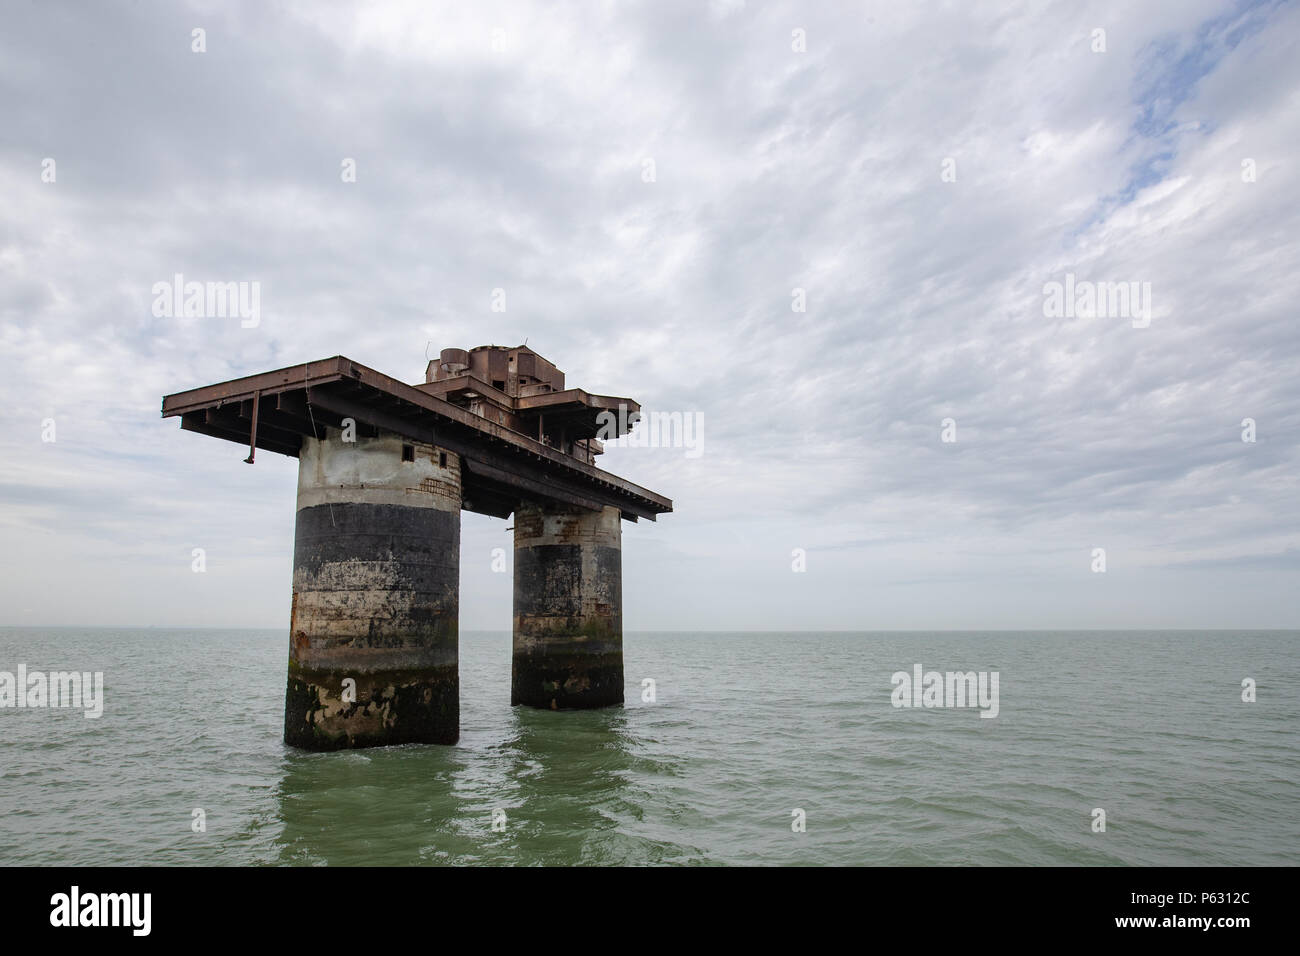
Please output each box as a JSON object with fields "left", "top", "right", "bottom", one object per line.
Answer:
{"left": 1, "top": 625, "right": 1297, "bottom": 633}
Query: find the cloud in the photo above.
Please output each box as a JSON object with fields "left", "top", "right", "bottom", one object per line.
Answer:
{"left": 1, "top": 0, "right": 1297, "bottom": 629}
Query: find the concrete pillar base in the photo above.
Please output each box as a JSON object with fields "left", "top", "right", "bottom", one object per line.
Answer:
{"left": 512, "top": 503, "right": 623, "bottom": 710}
{"left": 284, "top": 433, "right": 461, "bottom": 750}
{"left": 284, "top": 663, "right": 458, "bottom": 750}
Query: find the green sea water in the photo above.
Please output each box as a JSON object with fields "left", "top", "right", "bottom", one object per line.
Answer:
{"left": 0, "top": 628, "right": 1295, "bottom": 866}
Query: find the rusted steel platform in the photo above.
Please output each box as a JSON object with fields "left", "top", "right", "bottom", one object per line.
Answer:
{"left": 161, "top": 355, "right": 672, "bottom": 522}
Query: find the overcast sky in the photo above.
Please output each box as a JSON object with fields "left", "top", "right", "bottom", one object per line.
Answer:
{"left": 1, "top": 0, "right": 1296, "bottom": 630}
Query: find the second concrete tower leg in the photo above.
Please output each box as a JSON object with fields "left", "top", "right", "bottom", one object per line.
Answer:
{"left": 512, "top": 503, "right": 623, "bottom": 709}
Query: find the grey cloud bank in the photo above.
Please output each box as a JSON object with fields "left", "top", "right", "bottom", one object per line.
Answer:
{"left": 1, "top": 0, "right": 1297, "bottom": 629}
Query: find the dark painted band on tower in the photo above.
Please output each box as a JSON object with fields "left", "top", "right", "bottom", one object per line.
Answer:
{"left": 285, "top": 433, "right": 461, "bottom": 750}
{"left": 512, "top": 503, "right": 623, "bottom": 709}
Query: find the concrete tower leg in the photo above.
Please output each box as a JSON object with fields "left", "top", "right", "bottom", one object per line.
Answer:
{"left": 512, "top": 503, "right": 623, "bottom": 709}
{"left": 284, "top": 431, "right": 461, "bottom": 750}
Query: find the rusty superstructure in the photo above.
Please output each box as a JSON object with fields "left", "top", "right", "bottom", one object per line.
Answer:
{"left": 162, "top": 346, "right": 671, "bottom": 750}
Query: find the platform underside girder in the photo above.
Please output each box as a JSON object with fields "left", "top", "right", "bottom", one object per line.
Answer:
{"left": 162, "top": 356, "right": 671, "bottom": 522}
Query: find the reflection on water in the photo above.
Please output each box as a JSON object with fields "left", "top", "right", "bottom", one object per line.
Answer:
{"left": 272, "top": 703, "right": 699, "bottom": 865}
